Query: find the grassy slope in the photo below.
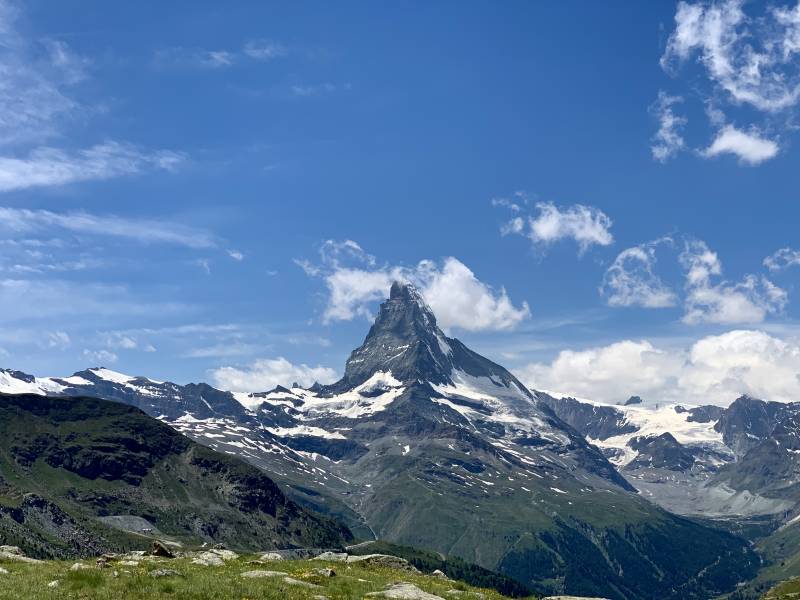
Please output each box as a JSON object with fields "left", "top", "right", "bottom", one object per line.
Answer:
{"left": 0, "top": 394, "right": 350, "bottom": 556}
{"left": 0, "top": 555, "right": 535, "bottom": 600}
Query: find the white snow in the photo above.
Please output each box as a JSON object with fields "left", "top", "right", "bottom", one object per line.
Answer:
{"left": 265, "top": 425, "right": 346, "bottom": 440}
{"left": 89, "top": 367, "right": 134, "bottom": 384}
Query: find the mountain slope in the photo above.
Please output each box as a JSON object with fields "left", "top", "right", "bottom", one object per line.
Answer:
{"left": 0, "top": 283, "right": 760, "bottom": 599}
{"left": 0, "top": 393, "right": 351, "bottom": 558}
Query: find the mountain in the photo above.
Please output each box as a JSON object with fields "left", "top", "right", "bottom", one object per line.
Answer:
{"left": 0, "top": 393, "right": 351, "bottom": 558}
{"left": 541, "top": 393, "right": 800, "bottom": 519}
{"left": 0, "top": 282, "right": 759, "bottom": 599}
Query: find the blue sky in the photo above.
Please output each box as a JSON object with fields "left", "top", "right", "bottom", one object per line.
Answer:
{"left": 3, "top": 0, "right": 800, "bottom": 406}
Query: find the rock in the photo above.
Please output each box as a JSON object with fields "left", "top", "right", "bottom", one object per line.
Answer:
{"left": 346, "top": 554, "right": 418, "bottom": 572}
{"left": 47, "top": 581, "right": 59, "bottom": 588}
{"left": 96, "top": 557, "right": 110, "bottom": 569}
{"left": 0, "top": 567, "right": 8, "bottom": 574}
{"left": 148, "top": 569, "right": 182, "bottom": 578}
{"left": 313, "top": 596, "right": 329, "bottom": 600}
{"left": 259, "top": 552, "right": 284, "bottom": 561}
{"left": 445, "top": 592, "right": 484, "bottom": 599}
{"left": 0, "top": 546, "right": 41, "bottom": 564}
{"left": 151, "top": 541, "right": 175, "bottom": 558}
{"left": 212, "top": 543, "right": 227, "bottom": 550}
{"left": 240, "top": 570, "right": 287, "bottom": 578}
{"left": 119, "top": 560, "right": 140, "bottom": 567}
{"left": 283, "top": 576, "right": 321, "bottom": 588}
{"left": 70, "top": 563, "right": 90, "bottom": 571}
{"left": 192, "top": 556, "right": 224, "bottom": 567}
{"left": 431, "top": 569, "right": 447, "bottom": 579}
{"left": 313, "top": 551, "right": 348, "bottom": 562}
{"left": 310, "top": 567, "right": 336, "bottom": 577}
{"left": 366, "top": 583, "right": 445, "bottom": 599}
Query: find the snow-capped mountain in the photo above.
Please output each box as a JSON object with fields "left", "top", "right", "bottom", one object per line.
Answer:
{"left": 0, "top": 282, "right": 759, "bottom": 599}
{"left": 541, "top": 392, "right": 800, "bottom": 518}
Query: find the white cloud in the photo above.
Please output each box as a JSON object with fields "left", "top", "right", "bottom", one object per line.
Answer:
{"left": 210, "top": 357, "right": 337, "bottom": 393}
{"left": 290, "top": 82, "right": 351, "bottom": 97}
{"left": 82, "top": 348, "right": 118, "bottom": 365}
{"left": 243, "top": 40, "right": 288, "bottom": 60}
{"left": 681, "top": 240, "right": 787, "bottom": 324}
{"left": 47, "top": 330, "right": 70, "bottom": 349}
{"left": 227, "top": 249, "right": 244, "bottom": 261}
{"left": 0, "top": 142, "right": 185, "bottom": 192}
{"left": 519, "top": 329, "right": 800, "bottom": 406}
{"left": 601, "top": 239, "right": 677, "bottom": 308}
{"left": 650, "top": 92, "right": 687, "bottom": 162}
{"left": 528, "top": 202, "right": 614, "bottom": 252}
{"left": 662, "top": 0, "right": 800, "bottom": 113}
{"left": 765, "top": 247, "right": 800, "bottom": 271}
{"left": 297, "top": 241, "right": 530, "bottom": 332}
{"left": 0, "top": 206, "right": 216, "bottom": 248}
{"left": 701, "top": 125, "right": 779, "bottom": 165}
{"left": 496, "top": 199, "right": 613, "bottom": 254}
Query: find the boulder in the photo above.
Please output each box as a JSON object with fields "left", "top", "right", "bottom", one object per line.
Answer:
{"left": 0, "top": 546, "right": 40, "bottom": 564}
{"left": 241, "top": 570, "right": 287, "bottom": 578}
{"left": 47, "top": 581, "right": 59, "bottom": 588}
{"left": 366, "top": 583, "right": 445, "bottom": 599}
{"left": 150, "top": 541, "right": 174, "bottom": 558}
{"left": 310, "top": 567, "right": 336, "bottom": 577}
{"left": 431, "top": 569, "right": 447, "bottom": 579}
{"left": 0, "top": 567, "right": 8, "bottom": 574}
{"left": 69, "top": 563, "right": 90, "bottom": 572}
{"left": 258, "top": 552, "right": 284, "bottom": 561}
{"left": 313, "top": 551, "right": 348, "bottom": 562}
{"left": 148, "top": 569, "right": 182, "bottom": 578}
{"left": 346, "top": 554, "right": 418, "bottom": 572}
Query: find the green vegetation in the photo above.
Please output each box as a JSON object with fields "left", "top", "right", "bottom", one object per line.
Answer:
{"left": 0, "top": 394, "right": 350, "bottom": 557}
{"left": 0, "top": 555, "right": 533, "bottom": 600}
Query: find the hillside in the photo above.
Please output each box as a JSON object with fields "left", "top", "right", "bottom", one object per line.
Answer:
{"left": 0, "top": 393, "right": 351, "bottom": 557}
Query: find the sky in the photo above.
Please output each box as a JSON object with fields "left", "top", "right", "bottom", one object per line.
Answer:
{"left": 2, "top": 0, "right": 800, "bottom": 407}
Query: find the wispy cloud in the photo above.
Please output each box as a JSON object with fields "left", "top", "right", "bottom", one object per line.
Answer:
{"left": 764, "top": 247, "right": 800, "bottom": 271}
{"left": 601, "top": 238, "right": 678, "bottom": 308}
{"left": 650, "top": 92, "right": 686, "bottom": 162}
{"left": 0, "top": 142, "right": 185, "bottom": 192}
{"left": 290, "top": 82, "right": 351, "bottom": 97}
{"left": 0, "top": 1, "right": 186, "bottom": 188}
{"left": 155, "top": 40, "right": 288, "bottom": 70}
{"left": 0, "top": 206, "right": 217, "bottom": 248}
{"left": 655, "top": 0, "right": 800, "bottom": 165}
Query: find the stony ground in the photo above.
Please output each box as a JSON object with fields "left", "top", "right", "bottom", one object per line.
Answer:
{"left": 762, "top": 577, "right": 800, "bottom": 599}
{"left": 0, "top": 544, "right": 537, "bottom": 600}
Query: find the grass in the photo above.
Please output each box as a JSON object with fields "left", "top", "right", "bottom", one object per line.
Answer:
{"left": 0, "top": 554, "right": 536, "bottom": 600}
{"left": 762, "top": 577, "right": 800, "bottom": 599}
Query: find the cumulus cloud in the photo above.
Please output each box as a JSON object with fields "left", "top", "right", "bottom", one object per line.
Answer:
{"left": 681, "top": 240, "right": 787, "bottom": 324}
{"left": 601, "top": 239, "right": 677, "bottom": 308}
{"left": 82, "top": 348, "right": 118, "bottom": 365}
{"left": 496, "top": 198, "right": 613, "bottom": 255}
{"left": 519, "top": 329, "right": 800, "bottom": 407}
{"left": 650, "top": 92, "right": 687, "bottom": 162}
{"left": 764, "top": 247, "right": 800, "bottom": 271}
{"left": 701, "top": 125, "right": 779, "bottom": 165}
{"left": 210, "top": 357, "right": 337, "bottom": 393}
{"left": 296, "top": 240, "right": 530, "bottom": 332}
